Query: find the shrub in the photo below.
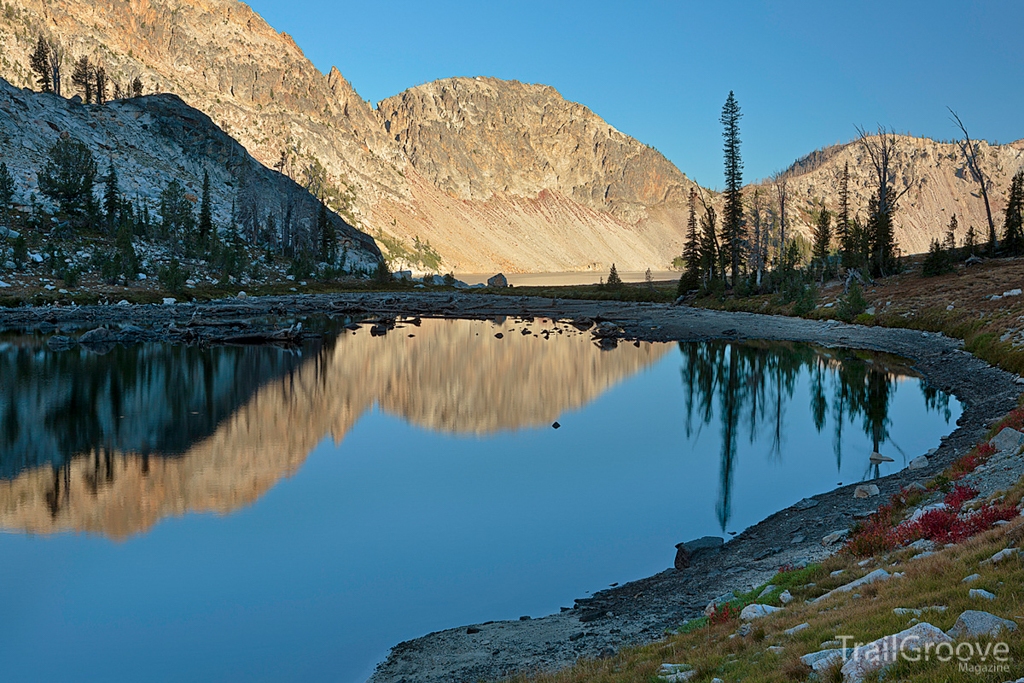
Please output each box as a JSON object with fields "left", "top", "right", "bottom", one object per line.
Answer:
{"left": 838, "top": 281, "right": 867, "bottom": 321}
{"left": 11, "top": 234, "right": 27, "bottom": 269}
{"left": 158, "top": 258, "right": 188, "bottom": 294}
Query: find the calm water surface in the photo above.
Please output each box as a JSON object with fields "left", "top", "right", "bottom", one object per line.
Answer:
{"left": 0, "top": 318, "right": 960, "bottom": 682}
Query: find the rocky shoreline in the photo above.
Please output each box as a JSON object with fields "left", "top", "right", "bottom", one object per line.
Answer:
{"left": 1, "top": 292, "right": 1020, "bottom": 683}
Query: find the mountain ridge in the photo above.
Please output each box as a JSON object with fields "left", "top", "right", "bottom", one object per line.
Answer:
{"left": 2, "top": 0, "right": 1023, "bottom": 270}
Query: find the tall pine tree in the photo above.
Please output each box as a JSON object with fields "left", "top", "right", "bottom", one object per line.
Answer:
{"left": 30, "top": 36, "right": 52, "bottom": 92}
{"left": 103, "top": 162, "right": 119, "bottom": 231}
{"left": 837, "top": 162, "right": 855, "bottom": 268}
{"left": 720, "top": 91, "right": 744, "bottom": 286}
{"left": 812, "top": 207, "right": 833, "bottom": 281}
{"left": 1002, "top": 170, "right": 1024, "bottom": 256}
{"left": 198, "top": 170, "right": 213, "bottom": 242}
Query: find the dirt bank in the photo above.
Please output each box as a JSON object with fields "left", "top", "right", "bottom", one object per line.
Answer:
{"left": 1, "top": 292, "right": 1019, "bottom": 683}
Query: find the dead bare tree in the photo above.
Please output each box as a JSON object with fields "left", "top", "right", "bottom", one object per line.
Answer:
{"left": 948, "top": 108, "right": 996, "bottom": 250}
{"left": 855, "top": 125, "right": 916, "bottom": 276}
{"left": 748, "top": 187, "right": 768, "bottom": 286}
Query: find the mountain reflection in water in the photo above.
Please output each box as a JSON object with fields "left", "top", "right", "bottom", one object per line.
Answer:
{"left": 0, "top": 318, "right": 667, "bottom": 538}
{"left": 678, "top": 341, "right": 952, "bottom": 529}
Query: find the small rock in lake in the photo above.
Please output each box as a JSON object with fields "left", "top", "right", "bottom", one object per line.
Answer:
{"left": 794, "top": 497, "right": 819, "bottom": 510}
{"left": 494, "top": 332, "right": 503, "bottom": 339}
{"left": 552, "top": 421, "right": 560, "bottom": 429}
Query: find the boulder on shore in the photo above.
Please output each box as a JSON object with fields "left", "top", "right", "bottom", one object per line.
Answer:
{"left": 487, "top": 273, "right": 509, "bottom": 288}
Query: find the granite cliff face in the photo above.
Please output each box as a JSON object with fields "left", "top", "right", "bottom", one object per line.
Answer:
{"left": 768, "top": 136, "right": 1024, "bottom": 257}
{"left": 0, "top": 0, "right": 694, "bottom": 272}
{"left": 0, "top": 319, "right": 669, "bottom": 538}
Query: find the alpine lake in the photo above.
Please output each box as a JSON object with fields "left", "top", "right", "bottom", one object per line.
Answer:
{"left": 0, "top": 316, "right": 961, "bottom": 682}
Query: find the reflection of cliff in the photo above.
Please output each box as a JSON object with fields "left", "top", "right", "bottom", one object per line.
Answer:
{"left": 0, "top": 319, "right": 667, "bottom": 538}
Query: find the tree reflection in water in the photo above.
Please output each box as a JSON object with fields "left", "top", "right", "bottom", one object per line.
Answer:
{"left": 678, "top": 341, "right": 951, "bottom": 530}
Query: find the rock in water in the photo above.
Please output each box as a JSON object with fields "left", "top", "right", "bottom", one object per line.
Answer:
{"left": 79, "top": 327, "right": 114, "bottom": 345}
{"left": 869, "top": 452, "right": 894, "bottom": 463}
{"left": 487, "top": 273, "right": 509, "bottom": 288}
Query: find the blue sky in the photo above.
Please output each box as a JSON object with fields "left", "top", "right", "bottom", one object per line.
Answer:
{"left": 248, "top": 0, "right": 1024, "bottom": 188}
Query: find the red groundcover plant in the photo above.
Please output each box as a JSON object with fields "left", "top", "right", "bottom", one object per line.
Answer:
{"left": 847, "top": 484, "right": 1017, "bottom": 556}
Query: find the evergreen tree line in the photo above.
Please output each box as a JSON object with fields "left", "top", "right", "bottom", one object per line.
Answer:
{"left": 1, "top": 134, "right": 352, "bottom": 291}
{"left": 678, "top": 93, "right": 1024, "bottom": 299}
{"left": 921, "top": 168, "right": 1024, "bottom": 277}
{"left": 30, "top": 34, "right": 144, "bottom": 103}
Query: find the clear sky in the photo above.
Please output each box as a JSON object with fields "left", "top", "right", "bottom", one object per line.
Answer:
{"left": 247, "top": 0, "right": 1024, "bottom": 189}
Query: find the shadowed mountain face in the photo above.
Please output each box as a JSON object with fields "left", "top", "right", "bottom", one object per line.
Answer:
{"left": 0, "top": 319, "right": 669, "bottom": 538}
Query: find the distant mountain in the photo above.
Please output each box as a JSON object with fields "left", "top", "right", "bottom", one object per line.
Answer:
{"left": 0, "top": 0, "right": 696, "bottom": 273}
{"left": 763, "top": 135, "right": 1024, "bottom": 257}
{"left": 2, "top": 0, "right": 1020, "bottom": 270}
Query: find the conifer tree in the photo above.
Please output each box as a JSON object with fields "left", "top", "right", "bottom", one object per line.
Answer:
{"left": 812, "top": 207, "right": 833, "bottom": 281}
{"left": 30, "top": 36, "right": 52, "bottom": 92}
{"left": 94, "top": 66, "right": 107, "bottom": 105}
{"left": 72, "top": 56, "right": 93, "bottom": 103}
{"left": 606, "top": 263, "right": 622, "bottom": 289}
{"left": 103, "top": 162, "right": 119, "bottom": 231}
{"left": 698, "top": 195, "right": 719, "bottom": 283}
{"left": 131, "top": 76, "right": 144, "bottom": 98}
{"left": 943, "top": 213, "right": 958, "bottom": 257}
{"left": 1002, "top": 170, "right": 1024, "bottom": 256}
{"left": 0, "top": 162, "right": 14, "bottom": 214}
{"left": 720, "top": 91, "right": 744, "bottom": 286}
{"left": 837, "top": 162, "right": 855, "bottom": 268}
{"left": 38, "top": 136, "right": 97, "bottom": 218}
{"left": 317, "top": 200, "right": 336, "bottom": 264}
{"left": 963, "top": 224, "right": 979, "bottom": 256}
{"left": 198, "top": 170, "right": 213, "bottom": 242}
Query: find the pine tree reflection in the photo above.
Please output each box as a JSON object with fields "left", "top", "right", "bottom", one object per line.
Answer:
{"left": 678, "top": 341, "right": 948, "bottom": 530}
